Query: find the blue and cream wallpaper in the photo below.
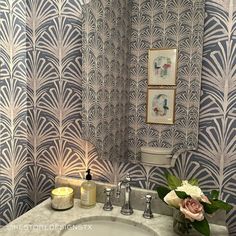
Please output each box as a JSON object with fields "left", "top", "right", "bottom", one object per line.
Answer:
{"left": 0, "top": 0, "right": 87, "bottom": 225}
{"left": 82, "top": 0, "right": 205, "bottom": 163}
{"left": 82, "top": 0, "right": 131, "bottom": 162}
{"left": 0, "top": 0, "right": 236, "bottom": 235}
{"left": 26, "top": 0, "right": 84, "bottom": 206}
{"left": 128, "top": 0, "right": 204, "bottom": 161}
{"left": 0, "top": 0, "right": 29, "bottom": 225}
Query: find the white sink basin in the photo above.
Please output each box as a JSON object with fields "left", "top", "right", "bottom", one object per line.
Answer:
{"left": 60, "top": 216, "right": 158, "bottom": 236}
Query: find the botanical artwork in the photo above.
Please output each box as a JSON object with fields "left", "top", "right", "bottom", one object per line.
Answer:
{"left": 129, "top": 0, "right": 204, "bottom": 161}
{"left": 148, "top": 48, "right": 177, "bottom": 86}
{"left": 147, "top": 88, "right": 175, "bottom": 124}
{"left": 129, "top": 0, "right": 236, "bottom": 232}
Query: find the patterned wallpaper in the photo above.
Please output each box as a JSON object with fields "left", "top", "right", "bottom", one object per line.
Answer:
{"left": 26, "top": 0, "right": 84, "bottom": 206}
{"left": 0, "top": 0, "right": 236, "bottom": 234}
{"left": 82, "top": 0, "right": 131, "bottom": 161}
{"left": 128, "top": 0, "right": 205, "bottom": 161}
{"left": 0, "top": 0, "right": 29, "bottom": 226}
{"left": 0, "top": 0, "right": 89, "bottom": 226}
{"left": 82, "top": 0, "right": 205, "bottom": 162}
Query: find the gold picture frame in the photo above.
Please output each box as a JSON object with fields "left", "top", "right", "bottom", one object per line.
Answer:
{"left": 148, "top": 48, "right": 178, "bottom": 86}
{"left": 146, "top": 88, "right": 176, "bottom": 125}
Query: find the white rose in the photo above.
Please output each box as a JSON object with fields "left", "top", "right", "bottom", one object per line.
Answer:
{"left": 176, "top": 181, "right": 203, "bottom": 200}
{"left": 164, "top": 190, "right": 182, "bottom": 208}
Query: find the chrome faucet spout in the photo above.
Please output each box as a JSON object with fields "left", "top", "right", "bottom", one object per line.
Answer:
{"left": 116, "top": 173, "right": 134, "bottom": 215}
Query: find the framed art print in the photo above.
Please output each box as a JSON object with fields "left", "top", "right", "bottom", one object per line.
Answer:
{"left": 146, "top": 88, "right": 176, "bottom": 125}
{"left": 148, "top": 48, "right": 178, "bottom": 86}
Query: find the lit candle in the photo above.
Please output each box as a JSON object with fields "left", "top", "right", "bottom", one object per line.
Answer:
{"left": 51, "top": 187, "right": 74, "bottom": 210}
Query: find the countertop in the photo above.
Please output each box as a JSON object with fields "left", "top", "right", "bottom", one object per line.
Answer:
{"left": 0, "top": 199, "right": 228, "bottom": 236}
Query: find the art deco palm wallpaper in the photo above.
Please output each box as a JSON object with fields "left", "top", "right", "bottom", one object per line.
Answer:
{"left": 0, "top": 0, "right": 235, "bottom": 235}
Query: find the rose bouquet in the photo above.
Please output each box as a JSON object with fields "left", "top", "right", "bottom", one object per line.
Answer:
{"left": 157, "top": 174, "right": 233, "bottom": 236}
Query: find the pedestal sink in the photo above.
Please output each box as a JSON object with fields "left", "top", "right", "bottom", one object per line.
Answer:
{"left": 60, "top": 216, "right": 158, "bottom": 236}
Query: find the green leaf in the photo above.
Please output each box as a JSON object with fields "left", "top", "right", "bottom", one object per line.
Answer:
{"left": 211, "top": 200, "right": 233, "bottom": 211}
{"left": 191, "top": 218, "right": 210, "bottom": 236}
{"left": 202, "top": 202, "right": 219, "bottom": 214}
{"left": 188, "top": 178, "right": 199, "bottom": 186}
{"left": 202, "top": 200, "right": 233, "bottom": 214}
{"left": 210, "top": 190, "right": 219, "bottom": 200}
{"left": 175, "top": 191, "right": 190, "bottom": 199}
{"left": 165, "top": 174, "right": 182, "bottom": 190}
{"left": 156, "top": 186, "right": 171, "bottom": 202}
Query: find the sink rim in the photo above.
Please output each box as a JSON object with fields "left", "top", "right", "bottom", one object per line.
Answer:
{"left": 60, "top": 215, "right": 158, "bottom": 236}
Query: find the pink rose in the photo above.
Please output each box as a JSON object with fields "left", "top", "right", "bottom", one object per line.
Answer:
{"left": 180, "top": 198, "right": 204, "bottom": 222}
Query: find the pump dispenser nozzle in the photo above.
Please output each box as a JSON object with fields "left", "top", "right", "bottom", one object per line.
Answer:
{"left": 85, "top": 169, "right": 92, "bottom": 180}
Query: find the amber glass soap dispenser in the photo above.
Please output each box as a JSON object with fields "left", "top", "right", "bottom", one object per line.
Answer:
{"left": 80, "top": 169, "right": 96, "bottom": 208}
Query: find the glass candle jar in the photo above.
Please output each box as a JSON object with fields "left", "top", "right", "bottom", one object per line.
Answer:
{"left": 51, "top": 187, "right": 74, "bottom": 210}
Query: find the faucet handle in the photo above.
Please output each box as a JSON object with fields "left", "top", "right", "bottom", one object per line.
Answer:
{"left": 143, "top": 194, "right": 153, "bottom": 219}
{"left": 125, "top": 173, "right": 132, "bottom": 182}
{"left": 104, "top": 187, "right": 113, "bottom": 195}
{"left": 103, "top": 187, "right": 113, "bottom": 211}
{"left": 145, "top": 194, "right": 152, "bottom": 203}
